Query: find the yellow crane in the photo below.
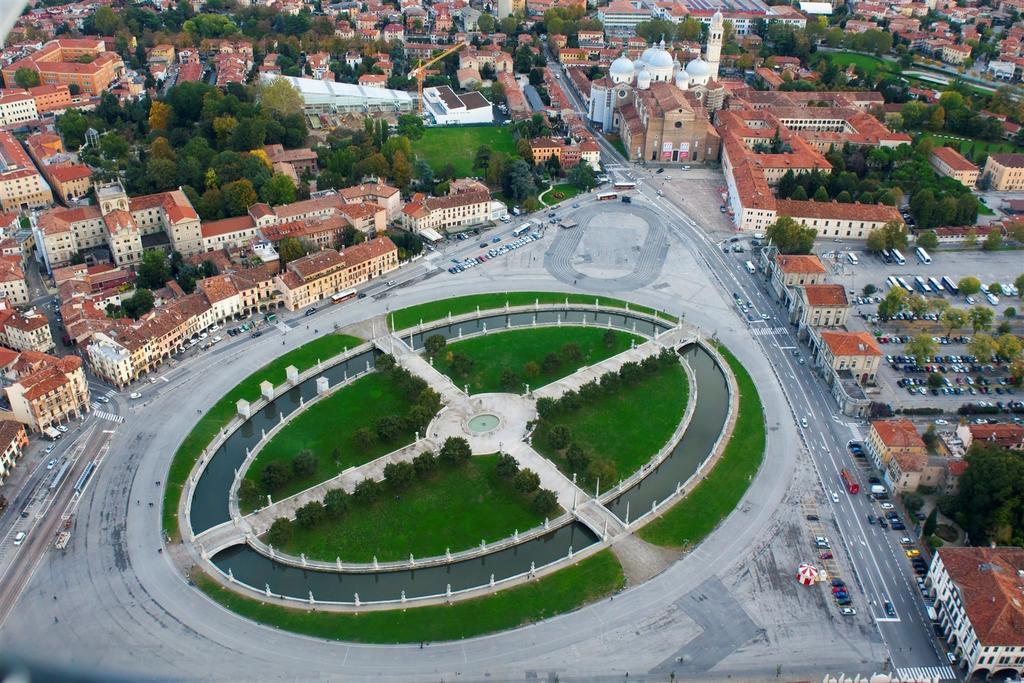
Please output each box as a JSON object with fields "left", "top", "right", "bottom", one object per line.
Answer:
{"left": 410, "top": 42, "right": 469, "bottom": 113}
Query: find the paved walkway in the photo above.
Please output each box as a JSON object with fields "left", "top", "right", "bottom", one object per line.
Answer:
{"left": 534, "top": 327, "right": 694, "bottom": 400}
{"left": 505, "top": 441, "right": 585, "bottom": 513}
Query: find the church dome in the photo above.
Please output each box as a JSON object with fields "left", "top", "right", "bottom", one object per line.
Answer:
{"left": 674, "top": 69, "right": 689, "bottom": 89}
{"left": 685, "top": 57, "right": 711, "bottom": 78}
{"left": 641, "top": 44, "right": 674, "bottom": 70}
{"left": 609, "top": 55, "right": 635, "bottom": 83}
{"left": 636, "top": 68, "right": 652, "bottom": 90}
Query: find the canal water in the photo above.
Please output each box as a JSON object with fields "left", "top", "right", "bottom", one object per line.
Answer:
{"left": 195, "top": 311, "right": 732, "bottom": 602}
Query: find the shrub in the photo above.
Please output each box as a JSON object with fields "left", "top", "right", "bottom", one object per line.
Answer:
{"left": 565, "top": 442, "right": 591, "bottom": 474}
{"left": 618, "top": 361, "right": 642, "bottom": 384}
{"left": 424, "top": 334, "right": 447, "bottom": 357}
{"left": 531, "top": 489, "right": 559, "bottom": 516}
{"left": 266, "top": 517, "right": 294, "bottom": 546}
{"left": 560, "top": 343, "right": 582, "bottom": 363}
{"left": 292, "top": 449, "right": 317, "bottom": 477}
{"left": 352, "top": 426, "right": 375, "bottom": 450}
{"left": 587, "top": 458, "right": 617, "bottom": 488}
{"left": 513, "top": 468, "right": 541, "bottom": 494}
{"left": 323, "top": 488, "right": 350, "bottom": 519}
{"left": 439, "top": 436, "right": 472, "bottom": 466}
{"left": 375, "top": 414, "right": 404, "bottom": 441}
{"left": 405, "top": 404, "right": 434, "bottom": 432}
{"left": 541, "top": 352, "right": 561, "bottom": 374}
{"left": 383, "top": 461, "right": 416, "bottom": 489}
{"left": 578, "top": 380, "right": 602, "bottom": 403}
{"left": 413, "top": 450, "right": 437, "bottom": 476}
{"left": 295, "top": 500, "right": 325, "bottom": 528}
{"left": 523, "top": 361, "right": 540, "bottom": 379}
{"left": 353, "top": 478, "right": 382, "bottom": 504}
{"left": 535, "top": 396, "right": 557, "bottom": 420}
{"left": 238, "top": 478, "right": 260, "bottom": 509}
{"left": 375, "top": 354, "right": 396, "bottom": 371}
{"left": 548, "top": 424, "right": 572, "bottom": 449}
{"left": 495, "top": 452, "right": 519, "bottom": 479}
{"left": 449, "top": 353, "right": 475, "bottom": 377}
{"left": 500, "top": 367, "right": 519, "bottom": 390}
{"left": 260, "top": 461, "right": 290, "bottom": 493}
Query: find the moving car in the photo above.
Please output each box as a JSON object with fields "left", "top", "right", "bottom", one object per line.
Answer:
{"left": 129, "top": 392, "right": 142, "bottom": 399}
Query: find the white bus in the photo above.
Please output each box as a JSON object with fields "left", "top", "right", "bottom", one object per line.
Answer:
{"left": 331, "top": 288, "right": 357, "bottom": 304}
{"left": 596, "top": 192, "right": 618, "bottom": 202}
{"left": 847, "top": 252, "right": 859, "bottom": 265}
{"left": 613, "top": 181, "right": 636, "bottom": 190}
{"left": 915, "top": 247, "right": 932, "bottom": 265}
{"left": 744, "top": 260, "right": 756, "bottom": 274}
{"left": 891, "top": 248, "right": 906, "bottom": 265}
{"left": 886, "top": 276, "right": 900, "bottom": 290}
{"left": 512, "top": 226, "right": 530, "bottom": 238}
{"left": 896, "top": 277, "right": 913, "bottom": 293}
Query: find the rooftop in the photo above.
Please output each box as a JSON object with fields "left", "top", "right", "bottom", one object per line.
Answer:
{"left": 871, "top": 419, "right": 925, "bottom": 450}
{"left": 937, "top": 546, "right": 1024, "bottom": 647}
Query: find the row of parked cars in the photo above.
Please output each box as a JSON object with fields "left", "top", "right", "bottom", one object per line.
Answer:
{"left": 447, "top": 232, "right": 541, "bottom": 274}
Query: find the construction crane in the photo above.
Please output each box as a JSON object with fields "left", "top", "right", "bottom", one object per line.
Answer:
{"left": 409, "top": 42, "right": 469, "bottom": 114}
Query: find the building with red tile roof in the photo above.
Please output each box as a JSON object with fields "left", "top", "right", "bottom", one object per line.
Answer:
{"left": 275, "top": 237, "right": 398, "bottom": 310}
{"left": 930, "top": 147, "right": 979, "bottom": 188}
{"left": 1, "top": 39, "right": 124, "bottom": 95}
{"left": 4, "top": 350, "right": 88, "bottom": 432}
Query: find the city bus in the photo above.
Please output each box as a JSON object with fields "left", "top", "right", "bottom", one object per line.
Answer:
{"left": 915, "top": 247, "right": 932, "bottom": 265}
{"left": 914, "top": 276, "right": 930, "bottom": 294}
{"left": 840, "top": 468, "right": 860, "bottom": 495}
{"left": 331, "top": 288, "right": 357, "bottom": 304}
{"left": 941, "top": 276, "right": 959, "bottom": 296}
{"left": 928, "top": 277, "right": 943, "bottom": 293}
{"left": 847, "top": 252, "right": 859, "bottom": 265}
{"left": 596, "top": 192, "right": 618, "bottom": 202}
{"left": 512, "top": 225, "right": 530, "bottom": 238}
{"left": 896, "top": 277, "right": 913, "bottom": 293}
{"left": 891, "top": 248, "right": 906, "bottom": 265}
{"left": 886, "top": 276, "right": 900, "bottom": 291}
{"left": 613, "top": 181, "right": 636, "bottom": 190}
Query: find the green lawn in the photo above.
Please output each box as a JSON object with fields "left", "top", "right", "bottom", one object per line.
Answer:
{"left": 243, "top": 371, "right": 418, "bottom": 507}
{"left": 274, "top": 455, "right": 551, "bottom": 562}
{"left": 915, "top": 131, "right": 1023, "bottom": 159}
{"left": 162, "top": 334, "right": 362, "bottom": 537}
{"left": 433, "top": 327, "right": 640, "bottom": 394}
{"left": 534, "top": 362, "right": 688, "bottom": 491}
{"left": 639, "top": 344, "right": 766, "bottom": 548}
{"left": 389, "top": 292, "right": 677, "bottom": 331}
{"left": 194, "top": 548, "right": 624, "bottom": 643}
{"left": 413, "top": 126, "right": 518, "bottom": 178}
{"left": 826, "top": 52, "right": 895, "bottom": 74}
{"left": 541, "top": 183, "right": 583, "bottom": 206}
{"left": 604, "top": 133, "right": 627, "bottom": 159}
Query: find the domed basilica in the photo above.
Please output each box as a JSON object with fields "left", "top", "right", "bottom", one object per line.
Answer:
{"left": 587, "top": 11, "right": 725, "bottom": 164}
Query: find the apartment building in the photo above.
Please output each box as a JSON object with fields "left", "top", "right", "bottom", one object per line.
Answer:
{"left": 0, "top": 304, "right": 55, "bottom": 353}
{"left": 275, "top": 237, "right": 398, "bottom": 310}
{"left": 400, "top": 189, "right": 491, "bottom": 235}
{"left": 927, "top": 546, "right": 1024, "bottom": 680}
{"left": 0, "top": 259, "right": 28, "bottom": 305}
{"left": 4, "top": 352, "right": 89, "bottom": 432}
{"left": 528, "top": 137, "right": 602, "bottom": 171}
{"left": 768, "top": 254, "right": 827, "bottom": 301}
{"left": 0, "top": 90, "right": 38, "bottom": 126}
{"left": 28, "top": 84, "right": 72, "bottom": 114}
{"left": 0, "top": 419, "right": 28, "bottom": 487}
{"left": 792, "top": 283, "right": 850, "bottom": 328}
{"left": 35, "top": 181, "right": 201, "bottom": 269}
{"left": 0, "top": 130, "right": 53, "bottom": 213}
{"left": 2, "top": 39, "right": 125, "bottom": 95}
{"left": 982, "top": 153, "right": 1024, "bottom": 191}
{"left": 930, "top": 147, "right": 979, "bottom": 188}
{"left": 816, "top": 330, "right": 881, "bottom": 383}
{"left": 338, "top": 182, "right": 402, "bottom": 223}
{"left": 865, "top": 419, "right": 926, "bottom": 472}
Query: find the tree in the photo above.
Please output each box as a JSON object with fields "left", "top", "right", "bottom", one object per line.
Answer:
{"left": 531, "top": 489, "right": 559, "bottom": 516}
{"left": 149, "top": 100, "right": 173, "bottom": 132}
{"left": 500, "top": 368, "right": 519, "bottom": 390}
{"left": 567, "top": 161, "right": 597, "bottom": 191}
{"left": 295, "top": 500, "right": 325, "bottom": 528}
{"left": 916, "top": 230, "right": 939, "bottom": 250}
{"left": 278, "top": 237, "right": 310, "bottom": 265}
{"left": 927, "top": 372, "right": 945, "bottom": 389}
{"left": 1006, "top": 307, "right": 1018, "bottom": 319}
{"left": 513, "top": 468, "right": 541, "bottom": 494}
{"left": 923, "top": 507, "right": 938, "bottom": 538}
{"left": 504, "top": 159, "right": 537, "bottom": 202}
{"left": 413, "top": 450, "right": 437, "bottom": 476}
{"left": 122, "top": 288, "right": 155, "bottom": 320}
{"left": 136, "top": 250, "right": 170, "bottom": 289}
{"left": 391, "top": 150, "right": 413, "bottom": 190}
{"left": 523, "top": 361, "right": 540, "bottom": 379}
{"left": 902, "top": 491, "right": 925, "bottom": 516}
{"left": 383, "top": 461, "right": 416, "bottom": 489}
{"left": 266, "top": 517, "right": 294, "bottom": 546}
{"left": 375, "top": 414, "right": 404, "bottom": 442}
{"left": 449, "top": 353, "right": 475, "bottom": 378}
{"left": 222, "top": 179, "right": 258, "bottom": 216}
{"left": 541, "top": 352, "right": 561, "bottom": 375}
{"left": 983, "top": 230, "right": 1003, "bottom": 251}
{"left": 905, "top": 334, "right": 937, "bottom": 366}
{"left": 560, "top": 343, "right": 582, "bottom": 363}
{"left": 439, "top": 437, "right": 472, "bottom": 466}
{"left": 260, "top": 461, "right": 290, "bottom": 492}
{"left": 495, "top": 453, "right": 519, "bottom": 479}
{"left": 958, "top": 276, "right": 982, "bottom": 296}
{"left": 238, "top": 478, "right": 259, "bottom": 509}
{"left": 424, "top": 334, "right": 447, "bottom": 357}
{"left": 14, "top": 67, "right": 40, "bottom": 89}
{"left": 1015, "top": 273, "right": 1024, "bottom": 298}
{"left": 877, "top": 287, "right": 907, "bottom": 321}
{"left": 948, "top": 444, "right": 1024, "bottom": 545}
{"left": 292, "top": 450, "right": 317, "bottom": 478}
{"left": 997, "top": 333, "right": 1023, "bottom": 361}
{"left": 56, "top": 109, "right": 89, "bottom": 149}
{"left": 548, "top": 424, "right": 572, "bottom": 449}
{"left": 353, "top": 478, "right": 382, "bottom": 504}
{"left": 942, "top": 308, "right": 967, "bottom": 335}
{"left": 260, "top": 173, "right": 297, "bottom": 206}
{"left": 969, "top": 306, "right": 994, "bottom": 333}
{"left": 323, "top": 488, "right": 350, "bottom": 519}
{"left": 352, "top": 426, "right": 375, "bottom": 450}
{"left": 256, "top": 78, "right": 304, "bottom": 118}
{"left": 968, "top": 333, "right": 997, "bottom": 361}
{"left": 766, "top": 215, "right": 816, "bottom": 255}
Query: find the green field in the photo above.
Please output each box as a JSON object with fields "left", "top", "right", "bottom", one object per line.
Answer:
{"left": 413, "top": 126, "right": 518, "bottom": 178}
{"left": 639, "top": 345, "right": 766, "bottom": 548}
{"left": 916, "top": 131, "right": 1023, "bottom": 159}
{"left": 604, "top": 133, "right": 628, "bottom": 159}
{"left": 541, "top": 183, "right": 583, "bottom": 206}
{"left": 389, "top": 292, "right": 677, "bottom": 331}
{"left": 433, "top": 327, "right": 640, "bottom": 394}
{"left": 243, "top": 371, "right": 419, "bottom": 507}
{"left": 195, "top": 548, "right": 623, "bottom": 643}
{"left": 162, "top": 333, "right": 362, "bottom": 537}
{"left": 534, "top": 362, "right": 688, "bottom": 491}
{"left": 826, "top": 52, "right": 895, "bottom": 74}
{"left": 274, "top": 455, "right": 551, "bottom": 562}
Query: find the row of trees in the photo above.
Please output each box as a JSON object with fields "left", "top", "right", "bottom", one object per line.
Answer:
{"left": 351, "top": 356, "right": 442, "bottom": 450}
{"left": 244, "top": 449, "right": 320, "bottom": 506}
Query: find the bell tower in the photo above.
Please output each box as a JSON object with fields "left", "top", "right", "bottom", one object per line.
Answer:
{"left": 707, "top": 11, "right": 724, "bottom": 80}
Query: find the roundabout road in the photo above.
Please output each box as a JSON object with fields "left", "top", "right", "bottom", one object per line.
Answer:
{"left": 0, "top": 229, "right": 882, "bottom": 680}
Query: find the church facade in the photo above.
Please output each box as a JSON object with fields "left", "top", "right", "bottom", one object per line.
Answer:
{"left": 587, "top": 12, "right": 725, "bottom": 164}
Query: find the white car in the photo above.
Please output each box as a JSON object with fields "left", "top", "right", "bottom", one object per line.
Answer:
{"left": 840, "top": 607, "right": 856, "bottom": 616}
{"left": 96, "top": 396, "right": 110, "bottom": 404}
{"left": 934, "top": 419, "right": 948, "bottom": 425}
{"left": 879, "top": 502, "right": 895, "bottom": 510}
{"left": 831, "top": 490, "right": 839, "bottom": 503}
{"left": 45, "top": 445, "right": 54, "bottom": 454}
{"left": 46, "top": 459, "right": 56, "bottom": 470}
{"left": 210, "top": 325, "right": 220, "bottom": 332}
{"left": 56, "top": 425, "right": 68, "bottom": 433}
{"left": 129, "top": 392, "right": 142, "bottom": 399}
{"left": 800, "top": 417, "right": 808, "bottom": 428}
{"left": 199, "top": 333, "right": 208, "bottom": 341}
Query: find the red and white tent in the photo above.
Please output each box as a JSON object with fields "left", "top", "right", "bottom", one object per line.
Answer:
{"left": 797, "top": 563, "right": 819, "bottom": 586}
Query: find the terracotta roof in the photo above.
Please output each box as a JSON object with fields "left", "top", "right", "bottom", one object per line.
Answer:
{"left": 0, "top": 259, "right": 24, "bottom": 282}
{"left": 802, "top": 284, "right": 848, "bottom": 306}
{"left": 968, "top": 423, "right": 1024, "bottom": 449}
{"left": 777, "top": 199, "right": 903, "bottom": 224}
{"left": 931, "top": 146, "right": 977, "bottom": 172}
{"left": 989, "top": 153, "right": 1024, "bottom": 168}
{"left": 936, "top": 546, "right": 1024, "bottom": 646}
{"left": 47, "top": 164, "right": 92, "bottom": 182}
{"left": 890, "top": 447, "right": 926, "bottom": 473}
{"left": 338, "top": 182, "right": 399, "bottom": 201}
{"left": 201, "top": 215, "right": 256, "bottom": 238}
{"left": 871, "top": 419, "right": 925, "bottom": 449}
{"left": 946, "top": 459, "right": 968, "bottom": 477}
{"left": 197, "top": 274, "right": 239, "bottom": 304}
{"left": 776, "top": 254, "right": 825, "bottom": 274}
{"left": 0, "top": 420, "right": 24, "bottom": 446}
{"left": 820, "top": 330, "right": 881, "bottom": 357}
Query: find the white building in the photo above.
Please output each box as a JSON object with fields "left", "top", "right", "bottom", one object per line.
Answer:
{"left": 260, "top": 74, "right": 414, "bottom": 115}
{"left": 422, "top": 86, "right": 494, "bottom": 126}
{"left": 927, "top": 546, "right": 1024, "bottom": 680}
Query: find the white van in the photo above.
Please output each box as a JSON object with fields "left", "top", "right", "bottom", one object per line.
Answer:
{"left": 744, "top": 260, "right": 756, "bottom": 274}
{"left": 13, "top": 531, "right": 26, "bottom": 545}
{"left": 986, "top": 292, "right": 999, "bottom": 306}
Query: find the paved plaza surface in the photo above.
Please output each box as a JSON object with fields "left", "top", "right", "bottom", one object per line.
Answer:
{"left": 5, "top": 153, "right": 975, "bottom": 679}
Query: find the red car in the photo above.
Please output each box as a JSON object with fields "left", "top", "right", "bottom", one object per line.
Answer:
{"left": 820, "top": 551, "right": 833, "bottom": 560}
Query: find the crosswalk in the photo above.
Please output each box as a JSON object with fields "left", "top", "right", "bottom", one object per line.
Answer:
{"left": 103, "top": 389, "right": 117, "bottom": 398}
{"left": 92, "top": 409, "right": 124, "bottom": 424}
{"left": 895, "top": 665, "right": 956, "bottom": 681}
{"left": 749, "top": 326, "right": 789, "bottom": 337}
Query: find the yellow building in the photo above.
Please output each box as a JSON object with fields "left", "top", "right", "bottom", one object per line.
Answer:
{"left": 866, "top": 419, "right": 926, "bottom": 473}
{"left": 981, "top": 153, "right": 1024, "bottom": 191}
{"left": 794, "top": 284, "right": 850, "bottom": 328}
{"left": 400, "top": 189, "right": 491, "bottom": 235}
{"left": 2, "top": 39, "right": 125, "bottom": 96}
{"left": 929, "top": 147, "right": 979, "bottom": 188}
{"left": 275, "top": 238, "right": 399, "bottom": 311}
{"left": 818, "top": 330, "right": 882, "bottom": 384}
{"left": 5, "top": 353, "right": 89, "bottom": 432}
{"left": 0, "top": 420, "right": 28, "bottom": 488}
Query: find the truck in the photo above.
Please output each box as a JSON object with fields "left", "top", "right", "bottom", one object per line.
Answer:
{"left": 840, "top": 468, "right": 860, "bottom": 494}
{"left": 54, "top": 531, "right": 71, "bottom": 550}
{"left": 870, "top": 484, "right": 887, "bottom": 496}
